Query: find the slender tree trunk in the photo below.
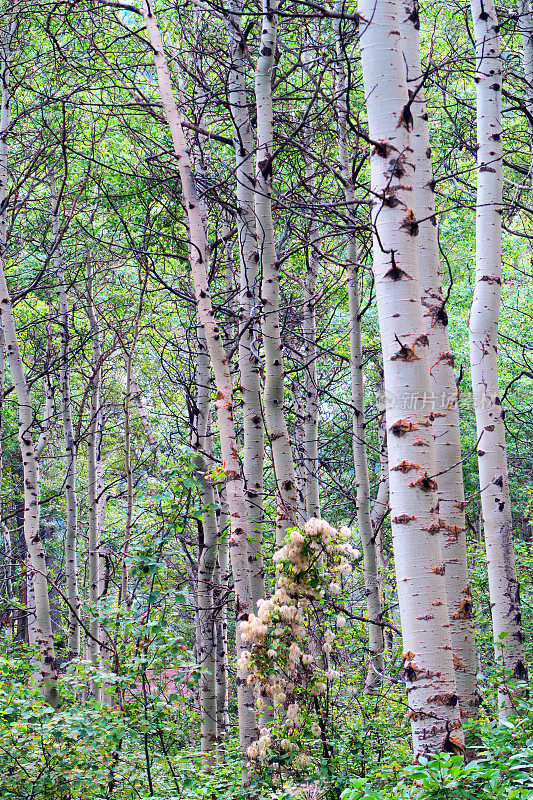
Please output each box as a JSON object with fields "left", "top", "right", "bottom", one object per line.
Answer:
{"left": 129, "top": 370, "right": 157, "bottom": 448}
{"left": 371, "top": 371, "right": 390, "bottom": 574}
{"left": 120, "top": 271, "right": 147, "bottom": 606}
{"left": 0, "top": 325, "right": 13, "bottom": 640}
{"left": 302, "top": 41, "right": 321, "bottom": 520}
{"left": 290, "top": 382, "right": 308, "bottom": 523}
{"left": 50, "top": 172, "right": 81, "bottom": 659}
{"left": 121, "top": 350, "right": 134, "bottom": 607}
{"left": 0, "top": 14, "right": 58, "bottom": 708}
{"left": 333, "top": 4, "right": 384, "bottom": 688}
{"left": 254, "top": 0, "right": 297, "bottom": 543}
{"left": 401, "top": 0, "right": 478, "bottom": 718}
{"left": 357, "top": 0, "right": 464, "bottom": 754}
{"left": 193, "top": 327, "right": 218, "bottom": 760}
{"left": 86, "top": 255, "right": 102, "bottom": 701}
{"left": 139, "top": 0, "right": 258, "bottom": 759}
{"left": 214, "top": 498, "right": 230, "bottom": 744}
{"left": 225, "top": 0, "right": 266, "bottom": 607}
{"left": 469, "top": 0, "right": 528, "bottom": 716}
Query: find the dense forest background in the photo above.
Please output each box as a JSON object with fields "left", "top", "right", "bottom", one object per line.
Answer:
{"left": 1, "top": 0, "right": 533, "bottom": 797}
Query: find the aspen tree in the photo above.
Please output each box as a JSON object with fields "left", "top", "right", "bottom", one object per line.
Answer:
{"left": 214, "top": 495, "right": 230, "bottom": 742}
{"left": 86, "top": 256, "right": 103, "bottom": 700}
{"left": 193, "top": 327, "right": 218, "bottom": 759}
{"left": 0, "top": 10, "right": 58, "bottom": 707}
{"left": 254, "top": 0, "right": 298, "bottom": 543}
{"left": 137, "top": 0, "right": 258, "bottom": 759}
{"left": 302, "top": 38, "right": 321, "bottom": 521}
{"left": 357, "top": 0, "right": 464, "bottom": 753}
{"left": 333, "top": 3, "right": 384, "bottom": 686}
{"left": 370, "top": 371, "right": 390, "bottom": 574}
{"left": 128, "top": 370, "right": 157, "bottom": 448}
{"left": 470, "top": 0, "right": 528, "bottom": 715}
{"left": 401, "top": 0, "right": 478, "bottom": 717}
{"left": 50, "top": 172, "right": 81, "bottom": 658}
{"left": 0, "top": 333, "right": 14, "bottom": 641}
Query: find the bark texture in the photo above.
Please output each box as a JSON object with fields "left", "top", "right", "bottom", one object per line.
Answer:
{"left": 140, "top": 0, "right": 258, "bottom": 758}
{"left": 0, "top": 13, "right": 58, "bottom": 707}
{"left": 333, "top": 3, "right": 384, "bottom": 687}
{"left": 469, "top": 0, "right": 528, "bottom": 715}
{"left": 254, "top": 0, "right": 297, "bottom": 543}
{"left": 225, "top": 0, "right": 265, "bottom": 608}
{"left": 401, "top": 0, "right": 478, "bottom": 718}
{"left": 86, "top": 256, "right": 103, "bottom": 700}
{"left": 357, "top": 0, "right": 464, "bottom": 754}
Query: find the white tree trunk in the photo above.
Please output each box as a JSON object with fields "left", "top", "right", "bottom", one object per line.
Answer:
{"left": 0, "top": 13, "right": 58, "bottom": 708}
{"left": 254, "top": 0, "right": 297, "bottom": 543}
{"left": 401, "top": 0, "right": 478, "bottom": 718}
{"left": 214, "top": 496, "right": 230, "bottom": 744}
{"left": 225, "top": 0, "right": 266, "bottom": 607}
{"left": 139, "top": 0, "right": 258, "bottom": 759}
{"left": 469, "top": 0, "right": 528, "bottom": 716}
{"left": 302, "top": 41, "right": 321, "bottom": 519}
{"left": 357, "top": 0, "right": 464, "bottom": 754}
{"left": 193, "top": 327, "right": 218, "bottom": 760}
{"left": 86, "top": 256, "right": 102, "bottom": 701}
{"left": 333, "top": 4, "right": 384, "bottom": 688}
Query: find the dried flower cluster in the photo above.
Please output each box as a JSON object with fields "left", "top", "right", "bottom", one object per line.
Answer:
{"left": 238, "top": 518, "right": 361, "bottom": 777}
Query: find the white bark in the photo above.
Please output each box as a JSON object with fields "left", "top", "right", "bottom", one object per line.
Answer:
{"left": 0, "top": 12, "right": 58, "bottom": 708}
{"left": 357, "top": 0, "right": 463, "bottom": 754}
{"left": 86, "top": 256, "right": 102, "bottom": 700}
{"left": 193, "top": 327, "right": 218, "bottom": 759}
{"left": 469, "top": 0, "right": 528, "bottom": 716}
{"left": 214, "top": 496, "right": 230, "bottom": 743}
{"left": 401, "top": 0, "right": 478, "bottom": 718}
{"left": 224, "top": 3, "right": 266, "bottom": 603}
{"left": 254, "top": 0, "right": 297, "bottom": 543}
{"left": 333, "top": 3, "right": 384, "bottom": 687}
{"left": 302, "top": 41, "right": 320, "bottom": 520}
{"left": 139, "top": 0, "right": 258, "bottom": 759}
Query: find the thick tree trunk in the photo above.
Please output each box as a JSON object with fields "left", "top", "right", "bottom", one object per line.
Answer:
{"left": 254, "top": 0, "right": 297, "bottom": 543}
{"left": 357, "top": 0, "right": 464, "bottom": 754}
{"left": 333, "top": 4, "right": 384, "bottom": 688}
{"left": 0, "top": 15, "right": 58, "bottom": 708}
{"left": 140, "top": 0, "right": 258, "bottom": 759}
{"left": 469, "top": 0, "right": 528, "bottom": 716}
{"left": 50, "top": 172, "right": 81, "bottom": 659}
{"left": 401, "top": 0, "right": 478, "bottom": 718}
